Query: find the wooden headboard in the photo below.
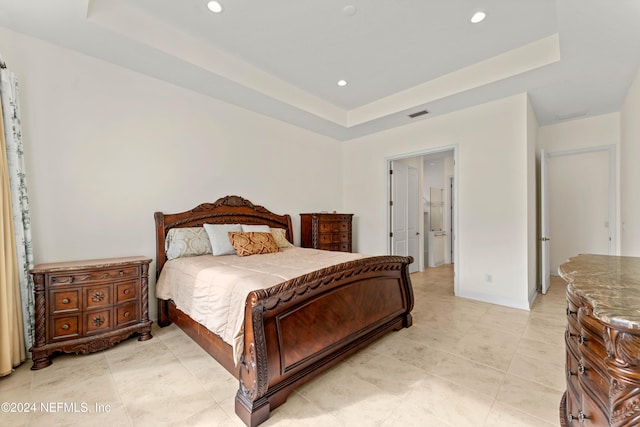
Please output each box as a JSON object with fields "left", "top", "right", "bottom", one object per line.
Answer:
{"left": 154, "top": 195, "right": 294, "bottom": 278}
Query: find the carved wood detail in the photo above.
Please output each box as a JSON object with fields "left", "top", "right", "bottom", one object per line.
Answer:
{"left": 29, "top": 257, "right": 153, "bottom": 369}
{"left": 560, "top": 257, "right": 640, "bottom": 427}
{"left": 154, "top": 197, "right": 415, "bottom": 427}
{"left": 605, "top": 328, "right": 640, "bottom": 368}
{"left": 255, "top": 255, "right": 412, "bottom": 311}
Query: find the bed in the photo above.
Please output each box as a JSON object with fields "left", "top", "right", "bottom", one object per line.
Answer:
{"left": 154, "top": 195, "right": 414, "bottom": 426}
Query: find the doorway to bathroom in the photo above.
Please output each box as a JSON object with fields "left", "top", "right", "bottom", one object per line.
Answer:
{"left": 387, "top": 146, "right": 458, "bottom": 293}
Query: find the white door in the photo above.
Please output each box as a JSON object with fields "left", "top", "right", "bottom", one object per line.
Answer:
{"left": 390, "top": 162, "right": 420, "bottom": 273}
{"left": 407, "top": 167, "right": 420, "bottom": 273}
{"left": 548, "top": 149, "right": 611, "bottom": 273}
{"left": 540, "top": 149, "right": 550, "bottom": 294}
{"left": 391, "top": 162, "right": 408, "bottom": 256}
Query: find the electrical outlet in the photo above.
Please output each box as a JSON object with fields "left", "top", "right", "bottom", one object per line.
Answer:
{"left": 485, "top": 273, "right": 492, "bottom": 283}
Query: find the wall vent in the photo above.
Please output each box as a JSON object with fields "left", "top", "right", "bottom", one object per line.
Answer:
{"left": 408, "top": 110, "right": 429, "bottom": 119}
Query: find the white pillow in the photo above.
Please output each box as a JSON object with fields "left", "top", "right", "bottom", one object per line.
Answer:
{"left": 241, "top": 224, "right": 271, "bottom": 232}
{"left": 165, "top": 227, "right": 212, "bottom": 260}
{"left": 203, "top": 223, "right": 242, "bottom": 256}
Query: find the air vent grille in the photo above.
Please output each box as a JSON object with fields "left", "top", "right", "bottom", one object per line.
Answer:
{"left": 408, "top": 110, "right": 429, "bottom": 119}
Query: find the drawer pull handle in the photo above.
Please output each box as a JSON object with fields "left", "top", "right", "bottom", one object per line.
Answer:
{"left": 570, "top": 410, "right": 589, "bottom": 422}
{"left": 92, "top": 291, "right": 105, "bottom": 302}
{"left": 61, "top": 324, "right": 70, "bottom": 331}
{"left": 578, "top": 361, "right": 587, "bottom": 375}
{"left": 62, "top": 298, "right": 70, "bottom": 304}
{"left": 124, "top": 311, "right": 130, "bottom": 318}
{"left": 578, "top": 334, "right": 588, "bottom": 345}
{"left": 92, "top": 316, "right": 105, "bottom": 327}
{"left": 118, "top": 270, "right": 124, "bottom": 276}
{"left": 566, "top": 330, "right": 576, "bottom": 339}
{"left": 567, "top": 370, "right": 575, "bottom": 377}
{"left": 566, "top": 307, "right": 577, "bottom": 316}
{"left": 124, "top": 289, "right": 131, "bottom": 295}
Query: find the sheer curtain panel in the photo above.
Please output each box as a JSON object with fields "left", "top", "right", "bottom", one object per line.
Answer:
{"left": 0, "top": 56, "right": 33, "bottom": 376}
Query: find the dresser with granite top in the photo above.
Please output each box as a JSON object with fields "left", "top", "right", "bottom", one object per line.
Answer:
{"left": 29, "top": 256, "right": 153, "bottom": 369}
{"left": 559, "top": 254, "right": 640, "bottom": 427}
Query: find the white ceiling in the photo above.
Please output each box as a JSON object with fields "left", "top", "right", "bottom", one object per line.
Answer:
{"left": 1, "top": 0, "right": 639, "bottom": 140}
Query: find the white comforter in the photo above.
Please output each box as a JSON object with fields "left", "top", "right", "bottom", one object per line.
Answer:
{"left": 156, "top": 247, "right": 364, "bottom": 365}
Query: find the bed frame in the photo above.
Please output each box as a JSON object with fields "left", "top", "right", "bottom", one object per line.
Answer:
{"left": 154, "top": 195, "right": 414, "bottom": 426}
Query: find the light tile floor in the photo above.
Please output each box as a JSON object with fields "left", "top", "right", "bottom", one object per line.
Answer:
{"left": 1, "top": 265, "right": 568, "bottom": 426}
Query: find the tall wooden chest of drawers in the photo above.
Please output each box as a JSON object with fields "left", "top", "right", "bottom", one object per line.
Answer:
{"left": 300, "top": 213, "right": 353, "bottom": 252}
{"left": 29, "top": 256, "right": 153, "bottom": 370}
{"left": 559, "top": 254, "right": 640, "bottom": 427}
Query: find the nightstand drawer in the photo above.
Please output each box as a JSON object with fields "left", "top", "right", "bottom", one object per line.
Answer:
{"left": 116, "top": 281, "right": 137, "bottom": 303}
{"left": 49, "top": 265, "right": 139, "bottom": 286}
{"left": 51, "top": 316, "right": 80, "bottom": 341}
{"left": 84, "top": 309, "right": 112, "bottom": 335}
{"left": 116, "top": 302, "right": 139, "bottom": 328}
{"left": 50, "top": 288, "right": 80, "bottom": 314}
{"left": 84, "top": 285, "right": 112, "bottom": 309}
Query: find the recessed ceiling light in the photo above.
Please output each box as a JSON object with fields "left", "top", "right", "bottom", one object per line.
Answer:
{"left": 207, "top": 1, "right": 223, "bottom": 13}
{"left": 470, "top": 11, "right": 486, "bottom": 23}
{"left": 337, "top": 80, "right": 348, "bottom": 87}
{"left": 343, "top": 5, "right": 357, "bottom": 17}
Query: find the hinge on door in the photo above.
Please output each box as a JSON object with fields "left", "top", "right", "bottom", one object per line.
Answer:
{"left": 389, "top": 169, "right": 393, "bottom": 175}
{"left": 390, "top": 232, "right": 393, "bottom": 237}
{"left": 390, "top": 200, "right": 393, "bottom": 206}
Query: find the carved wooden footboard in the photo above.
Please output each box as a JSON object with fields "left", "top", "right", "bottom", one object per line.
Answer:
{"left": 236, "top": 255, "right": 413, "bottom": 426}
{"left": 154, "top": 196, "right": 414, "bottom": 426}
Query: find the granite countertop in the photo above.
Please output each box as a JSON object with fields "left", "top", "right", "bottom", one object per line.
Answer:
{"left": 559, "top": 254, "right": 640, "bottom": 331}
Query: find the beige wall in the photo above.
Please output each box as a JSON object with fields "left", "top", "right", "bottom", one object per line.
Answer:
{"left": 342, "top": 94, "right": 534, "bottom": 310}
{"left": 621, "top": 68, "right": 640, "bottom": 256}
{"left": 0, "top": 28, "right": 344, "bottom": 319}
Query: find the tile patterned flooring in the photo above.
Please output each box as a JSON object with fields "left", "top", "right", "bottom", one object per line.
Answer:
{"left": 1, "top": 265, "right": 568, "bottom": 426}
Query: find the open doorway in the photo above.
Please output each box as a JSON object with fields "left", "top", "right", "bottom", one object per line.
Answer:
{"left": 387, "top": 147, "right": 458, "bottom": 294}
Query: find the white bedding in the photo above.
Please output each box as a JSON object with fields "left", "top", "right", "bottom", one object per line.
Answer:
{"left": 156, "top": 247, "right": 364, "bottom": 365}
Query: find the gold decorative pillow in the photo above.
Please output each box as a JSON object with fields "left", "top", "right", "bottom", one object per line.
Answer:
{"left": 228, "top": 232, "right": 280, "bottom": 256}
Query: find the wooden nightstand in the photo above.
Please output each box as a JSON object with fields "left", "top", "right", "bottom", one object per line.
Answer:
{"left": 300, "top": 213, "right": 353, "bottom": 252}
{"left": 29, "top": 256, "right": 153, "bottom": 370}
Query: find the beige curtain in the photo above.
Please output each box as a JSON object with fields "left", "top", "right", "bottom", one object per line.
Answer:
{"left": 0, "top": 101, "right": 25, "bottom": 376}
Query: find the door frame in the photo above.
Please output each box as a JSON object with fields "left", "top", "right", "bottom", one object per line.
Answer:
{"left": 540, "top": 148, "right": 550, "bottom": 294}
{"left": 386, "top": 145, "right": 459, "bottom": 295}
{"left": 542, "top": 144, "right": 618, "bottom": 279}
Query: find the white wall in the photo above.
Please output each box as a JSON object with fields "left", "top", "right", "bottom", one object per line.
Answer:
{"left": 538, "top": 113, "right": 621, "bottom": 273}
{"left": 0, "top": 28, "right": 344, "bottom": 320}
{"left": 342, "top": 94, "right": 534, "bottom": 310}
{"left": 621, "top": 68, "right": 640, "bottom": 256}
